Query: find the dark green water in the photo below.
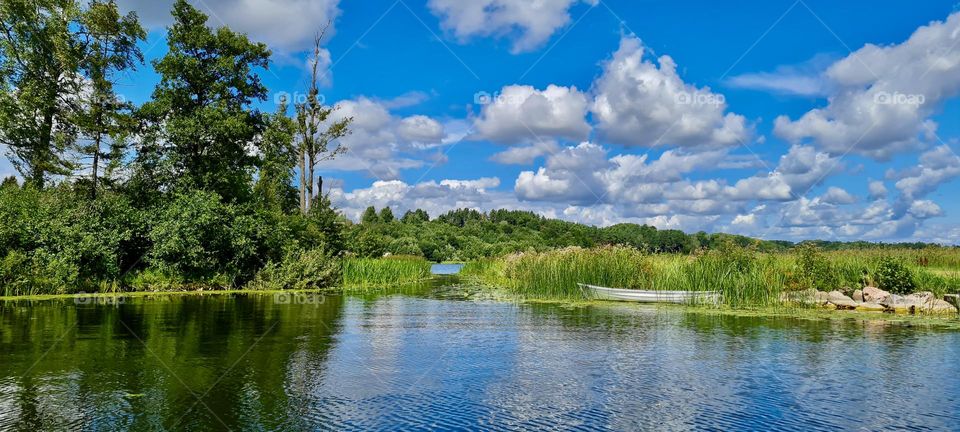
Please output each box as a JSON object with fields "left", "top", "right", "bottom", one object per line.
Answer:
{"left": 1, "top": 283, "right": 959, "bottom": 431}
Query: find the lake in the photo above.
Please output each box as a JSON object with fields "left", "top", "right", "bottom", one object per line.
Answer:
{"left": 1, "top": 283, "right": 959, "bottom": 431}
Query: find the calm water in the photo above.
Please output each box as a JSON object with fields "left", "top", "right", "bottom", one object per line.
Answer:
{"left": 1, "top": 284, "right": 959, "bottom": 431}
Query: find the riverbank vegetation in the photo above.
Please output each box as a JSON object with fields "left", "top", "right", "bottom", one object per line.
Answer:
{"left": 462, "top": 245, "right": 960, "bottom": 309}
{"left": 0, "top": 0, "right": 958, "bottom": 302}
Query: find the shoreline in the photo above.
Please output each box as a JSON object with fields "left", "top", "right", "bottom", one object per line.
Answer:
{"left": 3, "top": 282, "right": 958, "bottom": 329}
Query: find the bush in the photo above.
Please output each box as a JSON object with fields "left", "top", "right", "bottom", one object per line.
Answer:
{"left": 246, "top": 248, "right": 341, "bottom": 291}
{"left": 147, "top": 190, "right": 241, "bottom": 281}
{"left": 795, "top": 244, "right": 840, "bottom": 292}
{"left": 874, "top": 257, "right": 916, "bottom": 295}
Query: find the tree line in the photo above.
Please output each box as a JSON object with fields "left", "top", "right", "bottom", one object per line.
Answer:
{"left": 0, "top": 1, "right": 951, "bottom": 296}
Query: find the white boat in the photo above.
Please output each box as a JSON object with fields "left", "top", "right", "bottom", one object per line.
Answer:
{"left": 577, "top": 283, "right": 721, "bottom": 304}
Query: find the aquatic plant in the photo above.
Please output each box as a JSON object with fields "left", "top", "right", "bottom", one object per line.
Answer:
{"left": 342, "top": 255, "right": 432, "bottom": 287}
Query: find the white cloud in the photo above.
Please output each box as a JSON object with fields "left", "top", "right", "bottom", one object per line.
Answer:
{"left": 490, "top": 140, "right": 560, "bottom": 165}
{"left": 591, "top": 36, "right": 751, "bottom": 149}
{"left": 868, "top": 180, "right": 888, "bottom": 200}
{"left": 893, "top": 145, "right": 960, "bottom": 199}
{"left": 724, "top": 146, "right": 843, "bottom": 201}
{"left": 316, "top": 97, "right": 448, "bottom": 180}
{"left": 774, "top": 12, "right": 960, "bottom": 160}
{"left": 725, "top": 54, "right": 836, "bottom": 97}
{"left": 819, "top": 186, "right": 857, "bottom": 205}
{"left": 426, "top": 0, "right": 596, "bottom": 53}
{"left": 472, "top": 85, "right": 590, "bottom": 143}
{"left": 118, "top": 0, "right": 341, "bottom": 52}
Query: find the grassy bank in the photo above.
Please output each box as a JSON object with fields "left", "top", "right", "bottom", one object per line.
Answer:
{"left": 462, "top": 245, "right": 960, "bottom": 308}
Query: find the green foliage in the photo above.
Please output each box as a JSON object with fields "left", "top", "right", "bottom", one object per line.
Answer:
{"left": 492, "top": 247, "right": 651, "bottom": 300}
{"left": 342, "top": 256, "right": 431, "bottom": 287}
{"left": 795, "top": 244, "right": 840, "bottom": 292}
{"left": 246, "top": 248, "right": 340, "bottom": 291}
{"left": 0, "top": 0, "right": 85, "bottom": 186}
{"left": 137, "top": 0, "right": 270, "bottom": 200}
{"left": 379, "top": 207, "right": 395, "bottom": 223}
{"left": 361, "top": 206, "right": 379, "bottom": 224}
{"left": 874, "top": 257, "right": 916, "bottom": 295}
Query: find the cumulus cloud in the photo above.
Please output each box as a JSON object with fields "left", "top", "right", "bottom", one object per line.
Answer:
{"left": 472, "top": 85, "right": 590, "bottom": 143}
{"left": 724, "top": 146, "right": 843, "bottom": 201}
{"left": 117, "top": 0, "right": 341, "bottom": 52}
{"left": 774, "top": 12, "right": 960, "bottom": 160}
{"left": 868, "top": 180, "right": 888, "bottom": 200}
{"left": 316, "top": 97, "right": 448, "bottom": 179}
{"left": 591, "top": 36, "right": 751, "bottom": 149}
{"left": 490, "top": 140, "right": 560, "bottom": 165}
{"left": 892, "top": 145, "right": 960, "bottom": 199}
{"left": 426, "top": 0, "right": 596, "bottom": 53}
{"left": 820, "top": 187, "right": 857, "bottom": 205}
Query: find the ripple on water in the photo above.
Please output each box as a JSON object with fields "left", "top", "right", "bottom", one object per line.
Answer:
{"left": 1, "top": 294, "right": 959, "bottom": 431}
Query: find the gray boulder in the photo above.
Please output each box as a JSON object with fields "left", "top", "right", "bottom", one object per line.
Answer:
{"left": 862, "top": 286, "right": 891, "bottom": 303}
{"left": 852, "top": 289, "right": 864, "bottom": 302}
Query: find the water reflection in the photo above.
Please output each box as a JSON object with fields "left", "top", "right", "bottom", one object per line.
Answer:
{"left": 1, "top": 290, "right": 958, "bottom": 431}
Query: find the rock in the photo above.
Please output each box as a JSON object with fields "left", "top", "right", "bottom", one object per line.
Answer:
{"left": 856, "top": 302, "right": 886, "bottom": 312}
{"left": 780, "top": 289, "right": 827, "bottom": 305}
{"left": 852, "top": 289, "right": 864, "bottom": 302}
{"left": 945, "top": 294, "right": 960, "bottom": 309}
{"left": 826, "top": 291, "right": 858, "bottom": 309}
{"left": 828, "top": 290, "right": 853, "bottom": 303}
{"left": 926, "top": 299, "right": 958, "bottom": 314}
{"left": 862, "top": 286, "right": 891, "bottom": 303}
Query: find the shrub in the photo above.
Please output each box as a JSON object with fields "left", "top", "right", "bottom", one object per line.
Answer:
{"left": 147, "top": 190, "right": 239, "bottom": 281}
{"left": 874, "top": 257, "right": 916, "bottom": 295}
{"left": 795, "top": 244, "right": 840, "bottom": 292}
{"left": 246, "top": 248, "right": 341, "bottom": 291}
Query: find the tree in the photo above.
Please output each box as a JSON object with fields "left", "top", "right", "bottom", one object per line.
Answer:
{"left": 0, "top": 0, "right": 86, "bottom": 187}
{"left": 361, "top": 206, "right": 379, "bottom": 224}
{"left": 401, "top": 209, "right": 429, "bottom": 224}
{"left": 254, "top": 96, "right": 297, "bottom": 212}
{"left": 138, "top": 0, "right": 270, "bottom": 201}
{"left": 74, "top": 0, "right": 144, "bottom": 198}
{"left": 294, "top": 26, "right": 351, "bottom": 214}
{"left": 378, "top": 206, "right": 394, "bottom": 223}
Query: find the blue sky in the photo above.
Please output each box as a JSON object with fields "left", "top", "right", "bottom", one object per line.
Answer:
{"left": 7, "top": 0, "right": 960, "bottom": 243}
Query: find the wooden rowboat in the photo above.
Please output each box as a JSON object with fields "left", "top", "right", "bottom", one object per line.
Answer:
{"left": 577, "top": 283, "right": 721, "bottom": 304}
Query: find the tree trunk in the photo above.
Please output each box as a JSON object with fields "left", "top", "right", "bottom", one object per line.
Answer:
{"left": 298, "top": 147, "right": 307, "bottom": 214}
{"left": 33, "top": 109, "right": 55, "bottom": 189}
{"left": 307, "top": 153, "right": 315, "bottom": 210}
{"left": 91, "top": 131, "right": 101, "bottom": 199}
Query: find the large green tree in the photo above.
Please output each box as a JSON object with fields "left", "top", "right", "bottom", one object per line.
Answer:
{"left": 138, "top": 0, "right": 270, "bottom": 201}
{"left": 0, "top": 0, "right": 86, "bottom": 187}
{"left": 254, "top": 96, "right": 298, "bottom": 213}
{"left": 75, "top": 0, "right": 144, "bottom": 198}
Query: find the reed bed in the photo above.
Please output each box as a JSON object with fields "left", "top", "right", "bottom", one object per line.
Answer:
{"left": 463, "top": 245, "right": 960, "bottom": 307}
{"left": 463, "top": 246, "right": 649, "bottom": 300}
{"left": 342, "top": 255, "right": 432, "bottom": 287}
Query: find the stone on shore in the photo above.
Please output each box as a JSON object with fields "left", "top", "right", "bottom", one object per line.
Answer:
{"left": 852, "top": 289, "right": 864, "bottom": 302}
{"left": 862, "top": 287, "right": 891, "bottom": 303}
{"left": 827, "top": 291, "right": 857, "bottom": 309}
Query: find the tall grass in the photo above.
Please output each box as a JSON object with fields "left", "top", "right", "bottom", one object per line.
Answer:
{"left": 464, "top": 244, "right": 960, "bottom": 307}
{"left": 463, "top": 246, "right": 649, "bottom": 300}
{"left": 342, "top": 255, "right": 432, "bottom": 287}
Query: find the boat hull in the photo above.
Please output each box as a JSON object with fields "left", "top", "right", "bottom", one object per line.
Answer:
{"left": 578, "top": 284, "right": 720, "bottom": 304}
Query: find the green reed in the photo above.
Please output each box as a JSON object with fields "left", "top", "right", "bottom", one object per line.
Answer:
{"left": 342, "top": 256, "right": 433, "bottom": 287}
